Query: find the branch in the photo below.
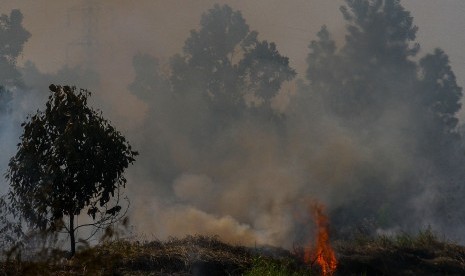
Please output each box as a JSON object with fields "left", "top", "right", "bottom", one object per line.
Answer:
{"left": 74, "top": 197, "right": 130, "bottom": 233}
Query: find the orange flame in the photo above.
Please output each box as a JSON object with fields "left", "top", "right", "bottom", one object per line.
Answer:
{"left": 304, "top": 202, "right": 337, "bottom": 276}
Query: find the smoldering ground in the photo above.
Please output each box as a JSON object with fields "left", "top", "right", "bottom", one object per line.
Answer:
{"left": 1, "top": 0, "right": 465, "bottom": 251}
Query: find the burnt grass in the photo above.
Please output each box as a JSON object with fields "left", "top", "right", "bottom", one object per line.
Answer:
{"left": 335, "top": 230, "right": 465, "bottom": 275}
{"left": 1, "top": 231, "right": 465, "bottom": 275}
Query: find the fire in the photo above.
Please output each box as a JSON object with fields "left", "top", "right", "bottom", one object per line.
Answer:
{"left": 304, "top": 202, "right": 337, "bottom": 276}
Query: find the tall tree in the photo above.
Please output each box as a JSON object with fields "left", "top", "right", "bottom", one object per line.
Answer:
{"left": 238, "top": 39, "right": 296, "bottom": 115}
{"left": 0, "top": 9, "right": 30, "bottom": 87}
{"left": 170, "top": 4, "right": 249, "bottom": 119}
{"left": 308, "top": 0, "right": 420, "bottom": 122}
{"left": 341, "top": 0, "right": 419, "bottom": 62}
{"left": 303, "top": 26, "right": 341, "bottom": 115}
{"left": 418, "top": 49, "right": 462, "bottom": 134}
{"left": 298, "top": 0, "right": 463, "bottom": 232}
{"left": 6, "top": 85, "right": 138, "bottom": 256}
{"left": 414, "top": 49, "right": 462, "bottom": 164}
{"left": 170, "top": 4, "right": 295, "bottom": 127}
{"left": 0, "top": 9, "right": 30, "bottom": 117}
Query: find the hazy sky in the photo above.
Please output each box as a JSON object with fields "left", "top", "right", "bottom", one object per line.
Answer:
{"left": 3, "top": 1, "right": 462, "bottom": 68}
{"left": 1, "top": 0, "right": 465, "bottom": 119}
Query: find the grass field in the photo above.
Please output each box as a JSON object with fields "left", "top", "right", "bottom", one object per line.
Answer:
{"left": 1, "top": 230, "right": 465, "bottom": 275}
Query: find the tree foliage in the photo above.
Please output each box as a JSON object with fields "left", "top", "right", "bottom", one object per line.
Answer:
{"left": 418, "top": 49, "right": 462, "bottom": 132}
{"left": 170, "top": 4, "right": 295, "bottom": 122}
{"left": 304, "top": 0, "right": 462, "bottom": 133}
{"left": 305, "top": 0, "right": 421, "bottom": 122}
{"left": 6, "top": 85, "right": 138, "bottom": 255}
{"left": 340, "top": 0, "right": 419, "bottom": 61}
{"left": 299, "top": 0, "right": 464, "bottom": 232}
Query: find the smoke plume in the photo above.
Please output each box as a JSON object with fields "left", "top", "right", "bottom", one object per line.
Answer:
{"left": 1, "top": 0, "right": 465, "bottom": 250}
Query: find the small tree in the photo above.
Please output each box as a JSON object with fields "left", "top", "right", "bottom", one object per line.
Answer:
{"left": 6, "top": 85, "right": 138, "bottom": 256}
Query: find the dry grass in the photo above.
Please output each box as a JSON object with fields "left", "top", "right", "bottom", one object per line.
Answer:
{"left": 0, "top": 235, "right": 307, "bottom": 275}
{"left": 2, "top": 231, "right": 465, "bottom": 275}
{"left": 336, "top": 229, "right": 465, "bottom": 275}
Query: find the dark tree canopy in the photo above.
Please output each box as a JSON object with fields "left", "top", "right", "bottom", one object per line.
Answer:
{"left": 238, "top": 40, "right": 296, "bottom": 109}
{"left": 341, "top": 0, "right": 419, "bottom": 62}
{"left": 306, "top": 0, "right": 421, "bottom": 122}
{"left": 170, "top": 4, "right": 250, "bottom": 116}
{"left": 418, "top": 49, "right": 462, "bottom": 131}
{"left": 170, "top": 4, "right": 295, "bottom": 121}
{"left": 306, "top": 26, "right": 338, "bottom": 86}
{"left": 6, "top": 85, "right": 138, "bottom": 255}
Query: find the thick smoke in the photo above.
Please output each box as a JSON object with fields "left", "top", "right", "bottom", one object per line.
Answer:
{"left": 1, "top": 0, "right": 465, "bottom": 251}
{"left": 124, "top": 0, "right": 465, "bottom": 246}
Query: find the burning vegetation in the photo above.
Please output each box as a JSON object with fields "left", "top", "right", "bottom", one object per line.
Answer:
{"left": 304, "top": 203, "right": 338, "bottom": 276}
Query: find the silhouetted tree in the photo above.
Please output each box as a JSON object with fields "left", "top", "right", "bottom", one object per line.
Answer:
{"left": 0, "top": 9, "right": 30, "bottom": 87}
{"left": 340, "top": 0, "right": 419, "bottom": 119}
{"left": 418, "top": 49, "right": 462, "bottom": 133}
{"left": 170, "top": 4, "right": 295, "bottom": 128}
{"left": 302, "top": 26, "right": 341, "bottom": 115}
{"left": 0, "top": 9, "right": 30, "bottom": 117}
{"left": 306, "top": 0, "right": 419, "bottom": 122}
{"left": 298, "top": 0, "right": 463, "bottom": 233}
{"left": 415, "top": 49, "right": 462, "bottom": 163}
{"left": 238, "top": 40, "right": 295, "bottom": 115}
{"left": 6, "top": 85, "right": 138, "bottom": 256}
{"left": 341, "top": 0, "right": 419, "bottom": 61}
{"left": 303, "top": 0, "right": 462, "bottom": 141}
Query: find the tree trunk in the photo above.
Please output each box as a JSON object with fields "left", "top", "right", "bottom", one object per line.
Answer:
{"left": 69, "top": 214, "right": 76, "bottom": 257}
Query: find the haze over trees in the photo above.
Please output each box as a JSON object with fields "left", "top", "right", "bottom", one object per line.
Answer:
{"left": 0, "top": 9, "right": 29, "bottom": 116}
{"left": 170, "top": 4, "right": 295, "bottom": 122}
{"left": 129, "top": 0, "right": 465, "bottom": 241}
{"left": 0, "top": 9, "right": 30, "bottom": 88}
{"left": 129, "top": 4, "right": 296, "bottom": 193}
{"left": 293, "top": 0, "right": 464, "bottom": 235}
{"left": 0, "top": 0, "right": 465, "bottom": 256}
